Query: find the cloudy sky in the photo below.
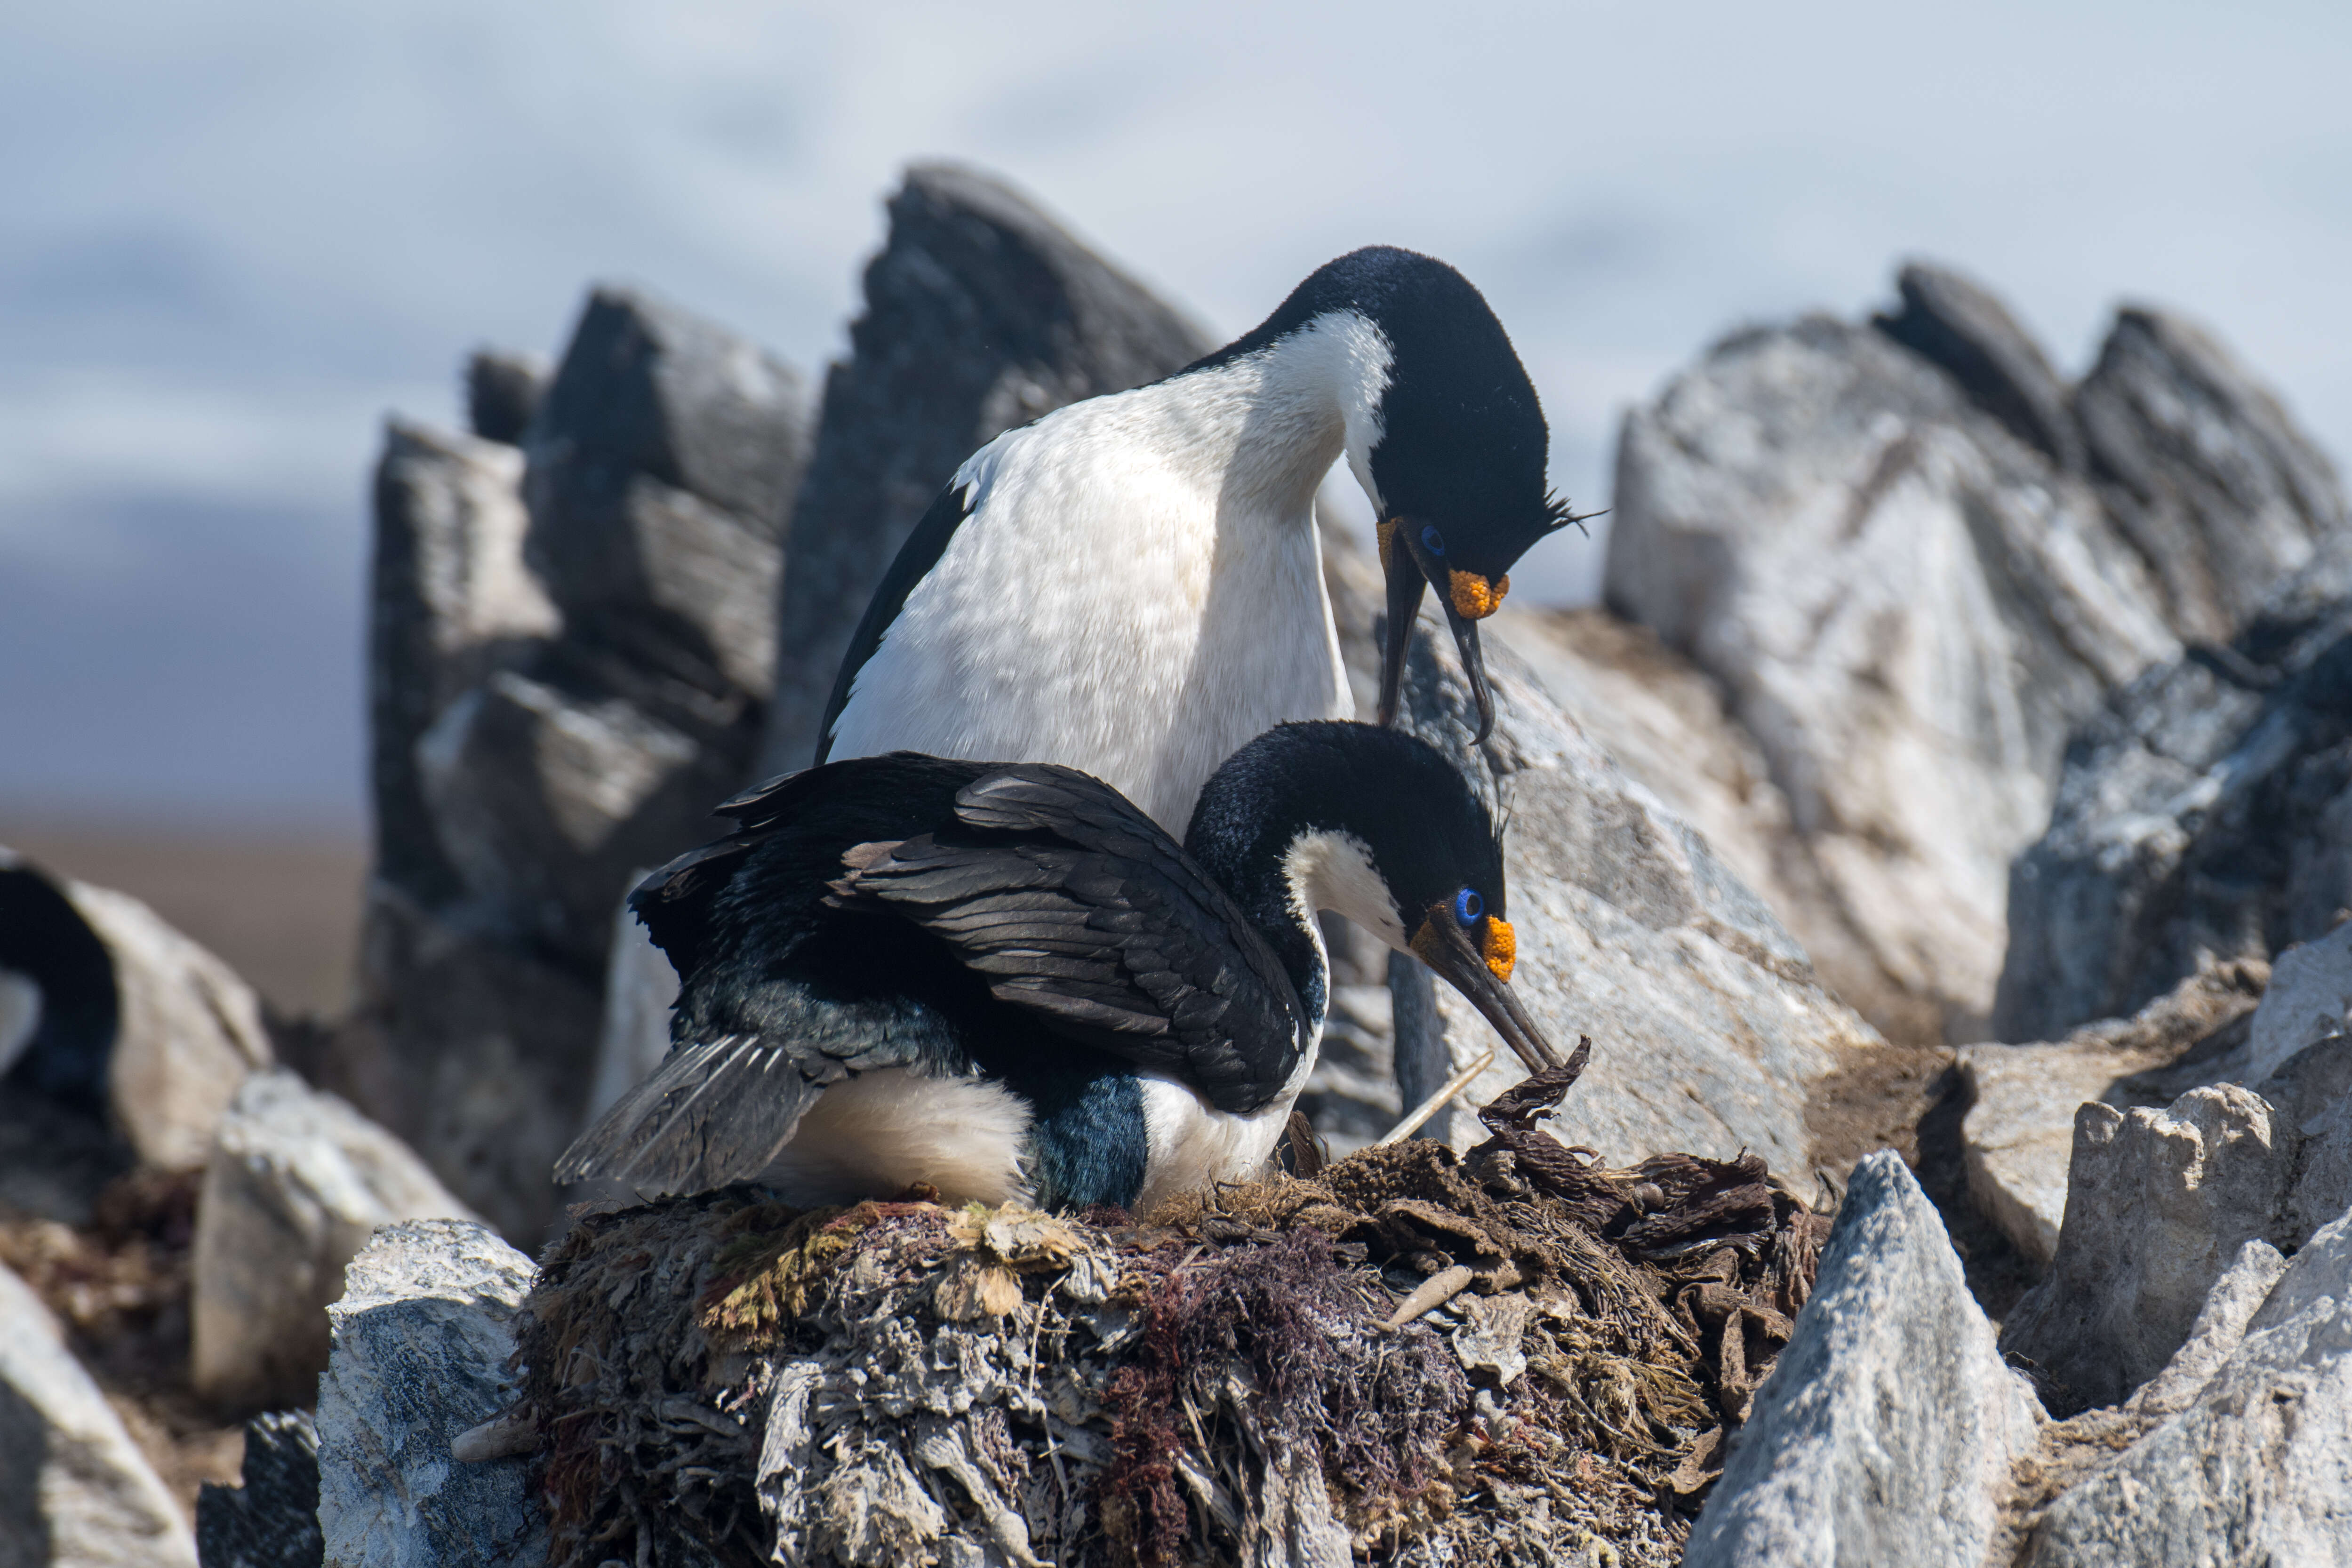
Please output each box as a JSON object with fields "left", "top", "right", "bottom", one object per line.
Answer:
{"left": 4, "top": 1, "right": 2348, "bottom": 826}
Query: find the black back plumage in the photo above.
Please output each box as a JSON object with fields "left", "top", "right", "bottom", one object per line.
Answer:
{"left": 557, "top": 751, "right": 1312, "bottom": 1198}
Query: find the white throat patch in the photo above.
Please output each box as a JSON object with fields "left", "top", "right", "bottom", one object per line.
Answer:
{"left": 1283, "top": 829, "right": 1407, "bottom": 953}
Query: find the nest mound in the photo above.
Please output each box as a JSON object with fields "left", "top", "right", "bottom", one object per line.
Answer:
{"left": 514, "top": 1059, "right": 1829, "bottom": 1568}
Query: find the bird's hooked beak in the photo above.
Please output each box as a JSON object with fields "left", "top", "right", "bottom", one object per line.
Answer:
{"left": 1408, "top": 906, "right": 1561, "bottom": 1074}
{"left": 1375, "top": 519, "right": 1507, "bottom": 743}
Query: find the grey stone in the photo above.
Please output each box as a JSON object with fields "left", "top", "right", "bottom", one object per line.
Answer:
{"left": 528, "top": 285, "right": 811, "bottom": 535}
{"left": 2245, "top": 922, "right": 2352, "bottom": 1082}
{"left": 1384, "top": 618, "right": 1881, "bottom": 1172}
{"left": 1959, "top": 960, "right": 2267, "bottom": 1266}
{"left": 192, "top": 1069, "right": 476, "bottom": 1410}
{"left": 367, "top": 420, "right": 557, "bottom": 909}
{"left": 1607, "top": 308, "right": 2179, "bottom": 1043}
{"left": 317, "top": 1219, "right": 544, "bottom": 1568}
{"left": 1874, "top": 258, "right": 2085, "bottom": 472}
{"left": 2022, "top": 1208, "right": 2352, "bottom": 1565}
{"left": 0, "top": 1257, "right": 198, "bottom": 1568}
{"left": 2001, "top": 1084, "right": 2296, "bottom": 1411}
{"left": 2124, "top": 1237, "right": 2289, "bottom": 1421}
{"left": 2076, "top": 305, "right": 2350, "bottom": 645}
{"left": 0, "top": 849, "right": 274, "bottom": 1173}
{"left": 196, "top": 1410, "right": 324, "bottom": 1568}
{"left": 336, "top": 883, "right": 604, "bottom": 1243}
{"left": 464, "top": 350, "right": 548, "bottom": 448}
{"left": 583, "top": 879, "right": 675, "bottom": 1130}
{"left": 414, "top": 669, "right": 714, "bottom": 968}
{"left": 760, "top": 163, "right": 1210, "bottom": 775}
{"left": 1683, "top": 1152, "right": 2042, "bottom": 1568}
{"left": 1995, "top": 496, "right": 2352, "bottom": 1046}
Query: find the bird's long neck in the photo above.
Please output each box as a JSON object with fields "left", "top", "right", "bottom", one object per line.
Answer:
{"left": 1185, "top": 766, "right": 1370, "bottom": 1034}
{"left": 1162, "top": 309, "right": 1392, "bottom": 519}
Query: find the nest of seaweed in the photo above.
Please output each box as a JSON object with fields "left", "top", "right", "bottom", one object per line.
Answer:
{"left": 512, "top": 1047, "right": 1829, "bottom": 1568}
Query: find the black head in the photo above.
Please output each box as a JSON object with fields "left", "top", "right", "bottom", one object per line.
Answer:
{"left": 1185, "top": 720, "right": 1560, "bottom": 1074}
{"left": 1203, "top": 248, "right": 1586, "bottom": 741}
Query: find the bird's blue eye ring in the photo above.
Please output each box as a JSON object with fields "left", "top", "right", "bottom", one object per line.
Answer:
{"left": 1454, "top": 888, "right": 1482, "bottom": 925}
{"left": 1421, "top": 526, "right": 1446, "bottom": 557}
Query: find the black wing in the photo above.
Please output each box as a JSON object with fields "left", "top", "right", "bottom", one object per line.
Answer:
{"left": 813, "top": 480, "right": 977, "bottom": 765}
{"left": 835, "top": 764, "right": 1309, "bottom": 1113}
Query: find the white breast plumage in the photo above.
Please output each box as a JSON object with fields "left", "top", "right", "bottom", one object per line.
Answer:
{"left": 824, "top": 312, "right": 1393, "bottom": 832}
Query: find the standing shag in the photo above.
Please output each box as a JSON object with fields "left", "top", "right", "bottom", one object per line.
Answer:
{"left": 818, "top": 246, "right": 1580, "bottom": 833}
{"left": 556, "top": 722, "right": 1557, "bottom": 1213}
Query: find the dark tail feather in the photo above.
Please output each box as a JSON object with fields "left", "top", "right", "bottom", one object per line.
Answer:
{"left": 554, "top": 1035, "right": 826, "bottom": 1196}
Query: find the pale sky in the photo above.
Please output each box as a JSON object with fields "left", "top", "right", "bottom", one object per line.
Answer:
{"left": 4, "top": 1, "right": 2348, "bottom": 824}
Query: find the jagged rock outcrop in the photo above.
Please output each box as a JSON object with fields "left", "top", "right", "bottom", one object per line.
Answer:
{"left": 464, "top": 350, "right": 549, "bottom": 449}
{"left": 1608, "top": 263, "right": 2344, "bottom": 1045}
{"left": 191, "top": 1070, "right": 475, "bottom": 1411}
{"left": 759, "top": 163, "right": 1210, "bottom": 774}
{"left": 0, "top": 848, "right": 273, "bottom": 1179}
{"left": 2075, "top": 307, "right": 2349, "bottom": 644}
{"left": 1685, "top": 1152, "right": 2042, "bottom": 1568}
{"left": 2000, "top": 1033, "right": 2352, "bottom": 1412}
{"left": 316, "top": 1220, "right": 544, "bottom": 1568}
{"left": 2017, "top": 1210, "right": 2352, "bottom": 1564}
{"left": 344, "top": 288, "right": 813, "bottom": 1240}
{"left": 0, "top": 1256, "right": 199, "bottom": 1568}
{"left": 1995, "top": 539, "right": 2352, "bottom": 1043}
{"left": 1959, "top": 960, "right": 2267, "bottom": 1265}
{"left": 1606, "top": 294, "right": 2179, "bottom": 1043}
{"left": 1385, "top": 619, "right": 1881, "bottom": 1169}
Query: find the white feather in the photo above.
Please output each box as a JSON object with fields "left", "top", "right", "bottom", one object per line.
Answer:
{"left": 756, "top": 1068, "right": 1033, "bottom": 1207}
{"left": 826, "top": 311, "right": 1394, "bottom": 832}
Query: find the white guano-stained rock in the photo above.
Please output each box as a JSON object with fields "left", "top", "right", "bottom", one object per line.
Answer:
{"left": 1683, "top": 1152, "right": 2042, "bottom": 1568}
{"left": 2245, "top": 922, "right": 2352, "bottom": 1082}
{"left": 2000, "top": 1085, "right": 2295, "bottom": 1410}
{"left": 0, "top": 1258, "right": 198, "bottom": 1568}
{"left": 1959, "top": 961, "right": 2267, "bottom": 1266}
{"left": 1388, "top": 623, "right": 1881, "bottom": 1170}
{"left": 67, "top": 878, "right": 275, "bottom": 1172}
{"left": 1608, "top": 314, "right": 2181, "bottom": 1042}
{"left": 192, "top": 1069, "right": 479, "bottom": 1410}
{"left": 317, "top": 1218, "right": 545, "bottom": 1568}
{"left": 2023, "top": 1208, "right": 2352, "bottom": 1565}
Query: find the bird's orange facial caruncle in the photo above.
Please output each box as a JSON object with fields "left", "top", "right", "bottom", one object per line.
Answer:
{"left": 1409, "top": 889, "right": 1515, "bottom": 983}
{"left": 1448, "top": 569, "right": 1508, "bottom": 621}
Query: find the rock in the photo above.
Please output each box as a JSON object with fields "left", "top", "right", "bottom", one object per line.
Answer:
{"left": 582, "top": 883, "right": 674, "bottom": 1129}
{"left": 1683, "top": 1152, "right": 2042, "bottom": 1568}
{"left": 464, "top": 350, "right": 548, "bottom": 447}
{"left": 1607, "top": 305, "right": 2180, "bottom": 1043}
{"left": 352, "top": 287, "right": 810, "bottom": 1239}
{"left": 523, "top": 286, "right": 810, "bottom": 705}
{"left": 1996, "top": 532, "right": 2352, "bottom": 1045}
{"left": 2075, "top": 305, "right": 2349, "bottom": 645}
{"left": 2000, "top": 1083, "right": 2297, "bottom": 1411}
{"left": 1959, "top": 960, "right": 2267, "bottom": 1266}
{"left": 1873, "top": 259, "right": 2085, "bottom": 472}
{"left": 2021, "top": 1208, "right": 2352, "bottom": 1565}
{"left": 335, "top": 884, "right": 604, "bottom": 1243}
{"left": 0, "top": 849, "right": 274, "bottom": 1172}
{"left": 317, "top": 1219, "right": 544, "bottom": 1568}
{"left": 0, "top": 1256, "right": 199, "bottom": 1568}
{"left": 760, "top": 162, "right": 1211, "bottom": 774}
{"left": 414, "top": 670, "right": 714, "bottom": 967}
{"left": 196, "top": 1410, "right": 325, "bottom": 1568}
{"left": 2245, "top": 922, "right": 2352, "bottom": 1081}
{"left": 1496, "top": 603, "right": 1945, "bottom": 1046}
{"left": 2122, "top": 1236, "right": 2289, "bottom": 1421}
{"left": 192, "top": 1069, "right": 476, "bottom": 1411}
{"left": 368, "top": 420, "right": 558, "bottom": 908}
{"left": 1385, "top": 618, "right": 1882, "bottom": 1171}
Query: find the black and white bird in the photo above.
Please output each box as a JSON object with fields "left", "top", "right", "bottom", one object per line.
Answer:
{"left": 556, "top": 721, "right": 1558, "bottom": 1213}
{"left": 818, "top": 246, "right": 1580, "bottom": 834}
